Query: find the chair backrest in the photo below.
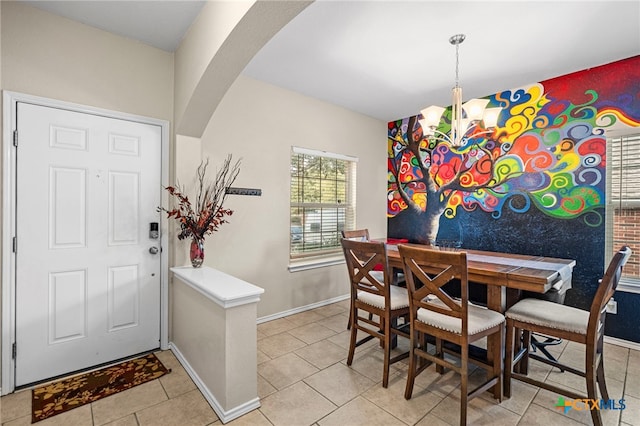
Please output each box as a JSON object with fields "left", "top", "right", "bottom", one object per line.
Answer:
{"left": 341, "top": 229, "right": 370, "bottom": 241}
{"left": 340, "top": 238, "right": 391, "bottom": 300}
{"left": 588, "top": 246, "right": 632, "bottom": 342}
{"left": 397, "top": 244, "right": 469, "bottom": 335}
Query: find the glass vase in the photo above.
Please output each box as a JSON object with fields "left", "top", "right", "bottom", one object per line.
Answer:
{"left": 190, "top": 238, "right": 205, "bottom": 268}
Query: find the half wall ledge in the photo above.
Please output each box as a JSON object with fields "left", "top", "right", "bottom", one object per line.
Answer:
{"left": 170, "top": 266, "right": 265, "bottom": 423}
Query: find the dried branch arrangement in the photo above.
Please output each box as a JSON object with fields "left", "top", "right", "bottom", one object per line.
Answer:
{"left": 159, "top": 154, "right": 241, "bottom": 241}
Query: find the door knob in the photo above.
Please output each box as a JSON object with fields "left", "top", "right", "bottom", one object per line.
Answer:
{"left": 149, "top": 246, "right": 159, "bottom": 254}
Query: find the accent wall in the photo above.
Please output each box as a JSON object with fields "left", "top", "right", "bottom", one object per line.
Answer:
{"left": 387, "top": 56, "right": 640, "bottom": 342}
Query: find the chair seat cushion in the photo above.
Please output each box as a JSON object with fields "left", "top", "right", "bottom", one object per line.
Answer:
{"left": 506, "top": 298, "right": 589, "bottom": 335}
{"left": 417, "top": 302, "right": 504, "bottom": 335}
{"left": 357, "top": 285, "right": 409, "bottom": 310}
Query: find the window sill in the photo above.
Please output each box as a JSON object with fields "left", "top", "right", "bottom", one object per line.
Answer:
{"left": 288, "top": 255, "right": 345, "bottom": 272}
{"left": 617, "top": 278, "right": 640, "bottom": 295}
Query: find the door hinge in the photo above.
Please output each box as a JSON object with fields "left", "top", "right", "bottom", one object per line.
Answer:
{"left": 12, "top": 236, "right": 17, "bottom": 253}
{"left": 12, "top": 342, "right": 16, "bottom": 359}
{"left": 13, "top": 130, "right": 18, "bottom": 147}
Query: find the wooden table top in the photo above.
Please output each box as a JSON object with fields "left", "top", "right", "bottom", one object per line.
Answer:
{"left": 385, "top": 243, "right": 576, "bottom": 294}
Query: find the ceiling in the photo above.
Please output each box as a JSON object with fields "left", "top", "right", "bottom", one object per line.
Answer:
{"left": 20, "top": 1, "right": 640, "bottom": 122}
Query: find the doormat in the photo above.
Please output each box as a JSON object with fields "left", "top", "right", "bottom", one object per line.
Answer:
{"left": 32, "top": 353, "right": 170, "bottom": 423}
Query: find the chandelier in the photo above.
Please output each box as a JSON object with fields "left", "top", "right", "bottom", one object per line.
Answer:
{"left": 419, "top": 34, "right": 501, "bottom": 147}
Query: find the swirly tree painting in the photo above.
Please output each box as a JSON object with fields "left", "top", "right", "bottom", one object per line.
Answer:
{"left": 388, "top": 56, "right": 640, "bottom": 244}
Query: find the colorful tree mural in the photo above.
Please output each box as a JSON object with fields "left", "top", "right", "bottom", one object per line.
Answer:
{"left": 388, "top": 56, "right": 640, "bottom": 244}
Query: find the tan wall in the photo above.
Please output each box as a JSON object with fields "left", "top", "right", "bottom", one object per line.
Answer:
{"left": 174, "top": 0, "right": 253, "bottom": 128}
{"left": 1, "top": 2, "right": 173, "bottom": 121}
{"left": 191, "top": 75, "right": 387, "bottom": 317}
{"left": 0, "top": 2, "right": 174, "bottom": 391}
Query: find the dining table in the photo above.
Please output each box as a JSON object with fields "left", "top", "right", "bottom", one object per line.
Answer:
{"left": 382, "top": 242, "right": 576, "bottom": 381}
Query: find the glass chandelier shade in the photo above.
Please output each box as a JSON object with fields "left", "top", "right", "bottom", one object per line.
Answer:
{"left": 420, "top": 34, "right": 501, "bottom": 147}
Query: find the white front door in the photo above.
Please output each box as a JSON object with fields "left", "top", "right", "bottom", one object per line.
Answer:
{"left": 15, "top": 102, "right": 162, "bottom": 386}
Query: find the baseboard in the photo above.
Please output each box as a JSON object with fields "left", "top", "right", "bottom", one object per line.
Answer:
{"left": 604, "top": 335, "right": 640, "bottom": 351}
{"left": 169, "top": 343, "right": 260, "bottom": 424}
{"left": 257, "top": 293, "right": 349, "bottom": 324}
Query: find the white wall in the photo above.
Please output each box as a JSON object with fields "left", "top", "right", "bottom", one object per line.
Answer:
{"left": 191, "top": 75, "right": 387, "bottom": 317}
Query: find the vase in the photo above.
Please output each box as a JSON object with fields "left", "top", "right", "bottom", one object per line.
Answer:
{"left": 190, "top": 238, "right": 205, "bottom": 268}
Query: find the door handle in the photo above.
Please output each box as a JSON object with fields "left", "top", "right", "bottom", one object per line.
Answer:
{"left": 149, "top": 246, "right": 160, "bottom": 255}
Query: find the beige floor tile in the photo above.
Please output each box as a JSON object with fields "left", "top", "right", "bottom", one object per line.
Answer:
{"left": 310, "top": 303, "right": 348, "bottom": 318}
{"left": 429, "top": 391, "right": 521, "bottom": 425}
{"left": 259, "top": 381, "right": 336, "bottom": 426}
{"left": 154, "top": 350, "right": 182, "bottom": 371}
{"left": 344, "top": 345, "right": 404, "bottom": 384}
{"left": 626, "top": 370, "right": 640, "bottom": 398}
{"left": 409, "top": 363, "right": 460, "bottom": 398}
{"left": 621, "top": 394, "right": 640, "bottom": 426}
{"left": 91, "top": 380, "right": 168, "bottom": 425}
{"left": 102, "top": 414, "right": 138, "bottom": 426}
{"left": 604, "top": 342, "right": 630, "bottom": 363}
{"left": 135, "top": 388, "right": 217, "bottom": 426}
{"left": 362, "top": 372, "right": 443, "bottom": 425}
{"left": 518, "top": 402, "right": 584, "bottom": 425}
{"left": 317, "top": 396, "right": 405, "bottom": 426}
{"left": 286, "top": 310, "right": 327, "bottom": 326}
{"left": 326, "top": 329, "right": 377, "bottom": 350}
{"left": 545, "top": 367, "right": 624, "bottom": 400}
{"left": 532, "top": 388, "right": 622, "bottom": 426}
{"left": 488, "top": 379, "right": 539, "bottom": 416}
{"left": 304, "top": 363, "right": 376, "bottom": 406}
{"left": 257, "top": 374, "right": 277, "bottom": 399}
{"left": 256, "top": 349, "right": 270, "bottom": 365}
{"left": 414, "top": 412, "right": 453, "bottom": 426}
{"left": 159, "top": 364, "right": 197, "bottom": 399}
{"left": 317, "top": 313, "right": 350, "bottom": 333}
{"left": 258, "top": 332, "right": 307, "bottom": 358}
{"left": 6, "top": 404, "right": 93, "bottom": 426}
{"left": 295, "top": 340, "right": 346, "bottom": 369}
{"left": 258, "top": 352, "right": 319, "bottom": 390}
{"left": 257, "top": 318, "right": 296, "bottom": 337}
{"left": 0, "top": 388, "right": 31, "bottom": 423}
{"left": 226, "top": 408, "right": 272, "bottom": 426}
{"left": 288, "top": 323, "right": 337, "bottom": 345}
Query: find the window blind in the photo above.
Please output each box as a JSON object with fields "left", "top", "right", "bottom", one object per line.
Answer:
{"left": 290, "top": 147, "right": 357, "bottom": 259}
{"left": 606, "top": 134, "right": 640, "bottom": 289}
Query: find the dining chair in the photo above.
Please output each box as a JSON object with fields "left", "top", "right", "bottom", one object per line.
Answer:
{"left": 398, "top": 245, "right": 505, "bottom": 425}
{"left": 341, "top": 228, "right": 370, "bottom": 241}
{"left": 341, "top": 229, "right": 375, "bottom": 330}
{"left": 340, "top": 238, "right": 410, "bottom": 387}
{"left": 504, "top": 246, "right": 632, "bottom": 426}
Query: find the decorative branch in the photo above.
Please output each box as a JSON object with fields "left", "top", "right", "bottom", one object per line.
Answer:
{"left": 158, "top": 154, "right": 241, "bottom": 241}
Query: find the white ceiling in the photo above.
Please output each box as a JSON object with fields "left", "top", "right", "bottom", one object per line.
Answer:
{"left": 20, "top": 0, "right": 207, "bottom": 52}
{"left": 20, "top": 1, "right": 640, "bottom": 122}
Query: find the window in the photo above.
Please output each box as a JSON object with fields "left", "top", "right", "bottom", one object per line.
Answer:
{"left": 290, "top": 147, "right": 357, "bottom": 263}
{"left": 606, "top": 134, "right": 640, "bottom": 292}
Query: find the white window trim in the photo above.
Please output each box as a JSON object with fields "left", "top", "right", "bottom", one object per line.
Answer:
{"left": 289, "top": 147, "right": 358, "bottom": 269}
{"left": 606, "top": 133, "right": 640, "bottom": 293}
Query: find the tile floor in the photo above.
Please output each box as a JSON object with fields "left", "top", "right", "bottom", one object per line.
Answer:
{"left": 1, "top": 299, "right": 639, "bottom": 425}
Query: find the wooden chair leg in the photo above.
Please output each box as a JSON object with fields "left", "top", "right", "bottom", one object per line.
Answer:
{"left": 493, "top": 326, "right": 504, "bottom": 401}
{"left": 460, "top": 346, "right": 469, "bottom": 426}
{"left": 504, "top": 319, "right": 514, "bottom": 399}
{"left": 597, "top": 357, "right": 609, "bottom": 401}
{"left": 346, "top": 309, "right": 358, "bottom": 365}
{"left": 586, "top": 371, "right": 603, "bottom": 426}
{"left": 436, "top": 338, "right": 445, "bottom": 374}
{"left": 519, "top": 330, "right": 531, "bottom": 375}
{"left": 404, "top": 333, "right": 417, "bottom": 399}
{"left": 382, "top": 315, "right": 391, "bottom": 388}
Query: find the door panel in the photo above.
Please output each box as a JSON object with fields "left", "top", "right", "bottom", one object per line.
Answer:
{"left": 15, "top": 102, "right": 162, "bottom": 386}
